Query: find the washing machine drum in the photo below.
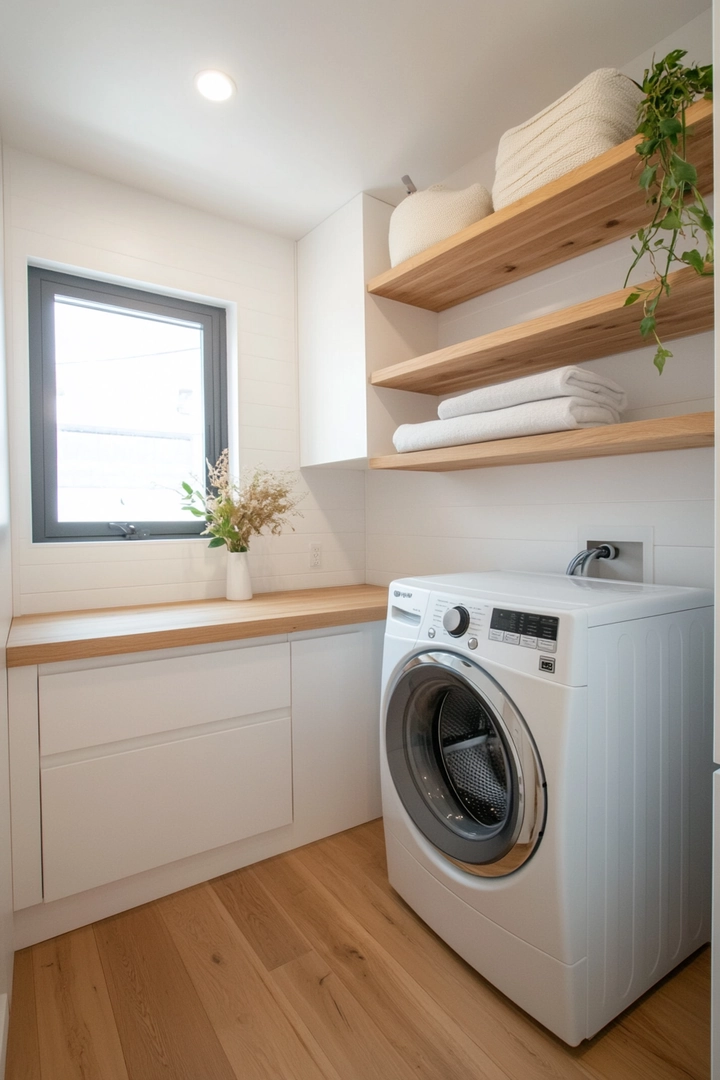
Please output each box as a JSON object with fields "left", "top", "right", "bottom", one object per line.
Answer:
{"left": 385, "top": 650, "right": 546, "bottom": 876}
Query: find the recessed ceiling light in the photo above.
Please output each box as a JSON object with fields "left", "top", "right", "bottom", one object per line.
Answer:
{"left": 195, "top": 70, "right": 236, "bottom": 102}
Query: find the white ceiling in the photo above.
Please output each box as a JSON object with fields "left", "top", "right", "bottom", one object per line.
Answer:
{"left": 0, "top": 0, "right": 711, "bottom": 239}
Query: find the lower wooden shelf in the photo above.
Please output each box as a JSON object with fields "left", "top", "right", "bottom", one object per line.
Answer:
{"left": 369, "top": 412, "right": 714, "bottom": 472}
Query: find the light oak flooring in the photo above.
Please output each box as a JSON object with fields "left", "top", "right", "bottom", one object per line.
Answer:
{"left": 6, "top": 819, "right": 710, "bottom": 1080}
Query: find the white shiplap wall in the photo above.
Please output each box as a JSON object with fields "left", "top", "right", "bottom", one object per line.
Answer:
{"left": 366, "top": 12, "right": 713, "bottom": 591}
{"left": 3, "top": 149, "right": 364, "bottom": 613}
{"left": 366, "top": 253, "right": 714, "bottom": 591}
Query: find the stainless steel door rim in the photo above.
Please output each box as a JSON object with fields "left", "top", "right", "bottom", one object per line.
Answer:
{"left": 385, "top": 650, "right": 546, "bottom": 876}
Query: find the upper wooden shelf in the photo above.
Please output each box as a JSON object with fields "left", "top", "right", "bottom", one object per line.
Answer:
{"left": 370, "top": 266, "right": 714, "bottom": 396}
{"left": 367, "top": 99, "right": 713, "bottom": 312}
{"left": 369, "top": 412, "right": 714, "bottom": 472}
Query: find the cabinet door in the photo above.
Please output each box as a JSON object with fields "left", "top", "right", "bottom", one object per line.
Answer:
{"left": 39, "top": 642, "right": 290, "bottom": 755}
{"left": 41, "top": 715, "right": 292, "bottom": 901}
{"left": 291, "top": 624, "right": 383, "bottom": 843}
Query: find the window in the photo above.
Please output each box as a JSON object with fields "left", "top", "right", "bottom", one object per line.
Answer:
{"left": 28, "top": 267, "right": 227, "bottom": 542}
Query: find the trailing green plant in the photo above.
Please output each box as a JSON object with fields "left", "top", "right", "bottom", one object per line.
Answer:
{"left": 181, "top": 450, "right": 303, "bottom": 552}
{"left": 624, "top": 49, "right": 713, "bottom": 373}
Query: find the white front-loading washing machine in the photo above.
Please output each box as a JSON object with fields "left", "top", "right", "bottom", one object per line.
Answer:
{"left": 380, "top": 571, "right": 713, "bottom": 1045}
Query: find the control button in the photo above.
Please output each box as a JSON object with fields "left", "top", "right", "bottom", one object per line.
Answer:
{"left": 427, "top": 627, "right": 436, "bottom": 639}
{"left": 540, "top": 639, "right": 557, "bottom": 653}
{"left": 503, "top": 632, "right": 520, "bottom": 645}
{"left": 539, "top": 657, "right": 556, "bottom": 674}
{"left": 443, "top": 605, "right": 471, "bottom": 638}
{"left": 467, "top": 637, "right": 478, "bottom": 650}
{"left": 489, "top": 629, "right": 503, "bottom": 642}
{"left": 520, "top": 636, "right": 537, "bottom": 649}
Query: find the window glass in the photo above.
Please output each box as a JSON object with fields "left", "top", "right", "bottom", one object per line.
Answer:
{"left": 28, "top": 268, "right": 227, "bottom": 542}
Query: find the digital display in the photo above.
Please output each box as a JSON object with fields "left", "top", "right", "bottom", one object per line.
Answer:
{"left": 490, "top": 608, "right": 559, "bottom": 641}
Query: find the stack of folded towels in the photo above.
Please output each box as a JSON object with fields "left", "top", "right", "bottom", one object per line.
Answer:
{"left": 392, "top": 366, "right": 627, "bottom": 454}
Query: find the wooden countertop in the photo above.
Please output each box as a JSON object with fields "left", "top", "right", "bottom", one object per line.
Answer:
{"left": 6, "top": 585, "right": 389, "bottom": 667}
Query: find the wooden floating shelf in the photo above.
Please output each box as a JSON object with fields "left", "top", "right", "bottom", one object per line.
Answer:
{"left": 370, "top": 267, "right": 714, "bottom": 396}
{"left": 369, "top": 412, "right": 714, "bottom": 472}
{"left": 367, "top": 99, "right": 713, "bottom": 312}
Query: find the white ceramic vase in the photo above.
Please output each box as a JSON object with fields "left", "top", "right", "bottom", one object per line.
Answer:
{"left": 226, "top": 550, "right": 252, "bottom": 600}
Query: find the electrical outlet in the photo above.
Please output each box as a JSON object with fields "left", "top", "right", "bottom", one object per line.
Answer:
{"left": 310, "top": 543, "right": 321, "bottom": 569}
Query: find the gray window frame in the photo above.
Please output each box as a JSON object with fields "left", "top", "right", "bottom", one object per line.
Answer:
{"left": 28, "top": 266, "right": 228, "bottom": 543}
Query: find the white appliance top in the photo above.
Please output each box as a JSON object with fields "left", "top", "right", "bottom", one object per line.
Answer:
{"left": 392, "top": 571, "right": 712, "bottom": 626}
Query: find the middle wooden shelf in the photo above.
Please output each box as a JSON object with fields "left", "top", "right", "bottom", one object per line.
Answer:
{"left": 370, "top": 266, "right": 714, "bottom": 397}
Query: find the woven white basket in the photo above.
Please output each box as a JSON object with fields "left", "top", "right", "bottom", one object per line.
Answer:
{"left": 492, "top": 69, "right": 644, "bottom": 210}
{"left": 388, "top": 183, "right": 493, "bottom": 267}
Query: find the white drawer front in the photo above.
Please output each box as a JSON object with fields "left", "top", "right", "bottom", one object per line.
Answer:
{"left": 41, "top": 715, "right": 292, "bottom": 901}
{"left": 39, "top": 642, "right": 290, "bottom": 755}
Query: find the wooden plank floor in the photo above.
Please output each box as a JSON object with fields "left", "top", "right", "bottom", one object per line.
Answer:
{"left": 6, "top": 819, "right": 711, "bottom": 1080}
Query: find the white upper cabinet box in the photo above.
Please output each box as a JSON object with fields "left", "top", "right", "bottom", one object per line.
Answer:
{"left": 297, "top": 192, "right": 438, "bottom": 466}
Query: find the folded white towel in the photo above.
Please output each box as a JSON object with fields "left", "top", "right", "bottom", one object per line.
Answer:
{"left": 492, "top": 69, "right": 643, "bottom": 211}
{"left": 438, "top": 365, "right": 627, "bottom": 420}
{"left": 393, "top": 397, "right": 620, "bottom": 453}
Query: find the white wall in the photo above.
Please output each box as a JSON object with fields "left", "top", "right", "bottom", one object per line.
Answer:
{"left": 3, "top": 149, "right": 365, "bottom": 613}
{"left": 0, "top": 139, "right": 15, "bottom": 1065}
{"left": 366, "top": 13, "right": 714, "bottom": 590}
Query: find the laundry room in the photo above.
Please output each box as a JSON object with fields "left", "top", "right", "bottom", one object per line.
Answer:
{"left": 0, "top": 1, "right": 716, "bottom": 1078}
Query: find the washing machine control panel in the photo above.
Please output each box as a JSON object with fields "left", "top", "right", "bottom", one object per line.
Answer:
{"left": 429, "top": 596, "right": 490, "bottom": 641}
{"left": 425, "top": 595, "right": 561, "bottom": 667}
{"left": 488, "top": 608, "right": 559, "bottom": 653}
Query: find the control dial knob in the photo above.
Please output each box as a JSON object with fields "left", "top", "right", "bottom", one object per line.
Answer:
{"left": 443, "top": 605, "right": 470, "bottom": 637}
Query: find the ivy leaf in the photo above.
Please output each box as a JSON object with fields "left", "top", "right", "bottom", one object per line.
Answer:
{"left": 208, "top": 537, "right": 226, "bottom": 548}
{"left": 636, "top": 138, "right": 659, "bottom": 157}
{"left": 659, "top": 117, "right": 682, "bottom": 136}
{"left": 638, "top": 164, "right": 657, "bottom": 190}
{"left": 659, "top": 211, "right": 683, "bottom": 230}
{"left": 653, "top": 346, "right": 672, "bottom": 374}
{"left": 623, "top": 292, "right": 641, "bottom": 306}
{"left": 681, "top": 248, "right": 705, "bottom": 274}
{"left": 639, "top": 315, "right": 656, "bottom": 337}
{"left": 670, "top": 155, "right": 698, "bottom": 184}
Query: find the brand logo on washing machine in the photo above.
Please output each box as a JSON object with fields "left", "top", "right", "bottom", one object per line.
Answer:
{"left": 393, "top": 590, "right": 413, "bottom": 599}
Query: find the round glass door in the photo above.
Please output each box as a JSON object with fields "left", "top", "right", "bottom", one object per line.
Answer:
{"left": 436, "top": 683, "right": 510, "bottom": 828}
{"left": 385, "top": 651, "right": 545, "bottom": 875}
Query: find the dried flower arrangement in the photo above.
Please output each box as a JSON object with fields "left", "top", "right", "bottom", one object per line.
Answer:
{"left": 181, "top": 450, "right": 303, "bottom": 552}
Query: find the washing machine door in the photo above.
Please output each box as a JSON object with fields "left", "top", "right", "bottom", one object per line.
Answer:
{"left": 385, "top": 650, "right": 546, "bottom": 876}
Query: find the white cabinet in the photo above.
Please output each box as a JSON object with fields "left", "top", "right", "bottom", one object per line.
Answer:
{"left": 292, "top": 626, "right": 383, "bottom": 841}
{"left": 38, "top": 642, "right": 290, "bottom": 755}
{"left": 9, "top": 621, "right": 385, "bottom": 938}
{"left": 297, "top": 192, "right": 438, "bottom": 466}
{"left": 41, "top": 716, "right": 292, "bottom": 902}
{"left": 38, "top": 642, "right": 292, "bottom": 901}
